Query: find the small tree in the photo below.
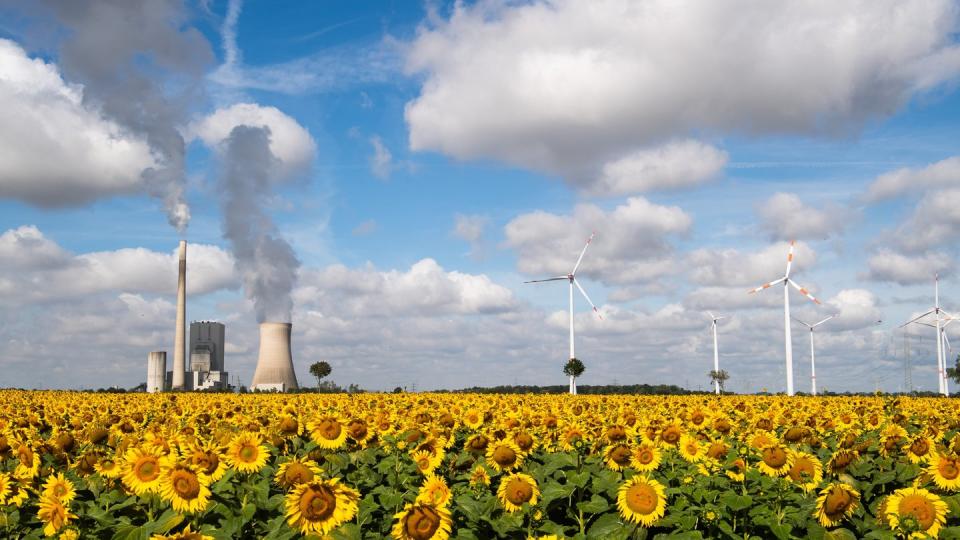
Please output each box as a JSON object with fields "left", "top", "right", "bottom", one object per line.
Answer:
{"left": 309, "top": 361, "right": 332, "bottom": 388}
{"left": 708, "top": 369, "right": 730, "bottom": 394}
{"left": 563, "top": 358, "right": 586, "bottom": 395}
{"left": 947, "top": 354, "right": 960, "bottom": 383}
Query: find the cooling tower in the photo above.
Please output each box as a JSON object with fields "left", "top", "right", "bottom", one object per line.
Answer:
{"left": 147, "top": 351, "right": 166, "bottom": 393}
{"left": 172, "top": 240, "right": 187, "bottom": 390}
{"left": 251, "top": 322, "right": 299, "bottom": 390}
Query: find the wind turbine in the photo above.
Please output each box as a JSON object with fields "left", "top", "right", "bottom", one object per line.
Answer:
{"left": 912, "top": 314, "right": 955, "bottom": 396}
{"left": 707, "top": 312, "right": 726, "bottom": 395}
{"left": 792, "top": 315, "right": 836, "bottom": 396}
{"left": 747, "top": 240, "right": 822, "bottom": 396}
{"left": 900, "top": 274, "right": 952, "bottom": 396}
{"left": 524, "top": 232, "right": 602, "bottom": 395}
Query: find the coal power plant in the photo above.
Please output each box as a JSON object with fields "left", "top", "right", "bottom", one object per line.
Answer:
{"left": 143, "top": 240, "right": 299, "bottom": 392}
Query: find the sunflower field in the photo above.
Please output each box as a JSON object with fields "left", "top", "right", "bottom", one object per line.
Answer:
{"left": 2, "top": 391, "right": 960, "bottom": 539}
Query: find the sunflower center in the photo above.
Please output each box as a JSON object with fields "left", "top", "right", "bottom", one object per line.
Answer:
{"left": 101, "top": 459, "right": 116, "bottom": 471}
{"left": 172, "top": 470, "right": 201, "bottom": 499}
{"left": 762, "top": 447, "right": 788, "bottom": 468}
{"left": 53, "top": 484, "right": 68, "bottom": 497}
{"left": 404, "top": 506, "right": 441, "bottom": 540}
{"left": 238, "top": 444, "right": 258, "bottom": 463}
{"left": 318, "top": 420, "right": 342, "bottom": 440}
{"left": 348, "top": 421, "right": 368, "bottom": 440}
{"left": 707, "top": 443, "right": 727, "bottom": 460}
{"left": 661, "top": 428, "right": 680, "bottom": 445}
{"left": 824, "top": 487, "right": 852, "bottom": 517}
{"left": 280, "top": 417, "right": 299, "bottom": 434}
{"left": 625, "top": 483, "right": 658, "bottom": 515}
{"left": 492, "top": 446, "right": 517, "bottom": 467}
{"left": 135, "top": 458, "right": 159, "bottom": 481}
{"left": 610, "top": 445, "right": 631, "bottom": 465}
{"left": 300, "top": 485, "right": 336, "bottom": 522}
{"left": 637, "top": 448, "right": 654, "bottom": 464}
{"left": 286, "top": 463, "right": 314, "bottom": 485}
{"left": 505, "top": 478, "right": 534, "bottom": 505}
{"left": 467, "top": 436, "right": 488, "bottom": 452}
{"left": 911, "top": 439, "right": 929, "bottom": 456}
{"left": 899, "top": 494, "right": 936, "bottom": 530}
{"left": 515, "top": 433, "right": 534, "bottom": 451}
{"left": 938, "top": 458, "right": 960, "bottom": 480}
{"left": 788, "top": 458, "right": 814, "bottom": 482}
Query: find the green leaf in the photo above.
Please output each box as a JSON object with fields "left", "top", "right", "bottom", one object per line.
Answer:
{"left": 566, "top": 469, "right": 590, "bottom": 488}
{"left": 577, "top": 494, "right": 610, "bottom": 514}
{"left": 824, "top": 529, "right": 859, "bottom": 540}
{"left": 719, "top": 492, "right": 752, "bottom": 512}
{"left": 330, "top": 523, "right": 361, "bottom": 540}
{"left": 586, "top": 512, "right": 624, "bottom": 539}
{"left": 540, "top": 480, "right": 575, "bottom": 507}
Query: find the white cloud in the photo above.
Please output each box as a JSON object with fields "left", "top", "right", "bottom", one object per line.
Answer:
{"left": 865, "top": 156, "right": 960, "bottom": 201}
{"left": 405, "top": 0, "right": 960, "bottom": 181}
{"left": 591, "top": 140, "right": 727, "bottom": 196}
{"left": 890, "top": 189, "right": 960, "bottom": 252}
{"left": 824, "top": 289, "right": 884, "bottom": 331}
{"left": 369, "top": 135, "right": 393, "bottom": 180}
{"left": 452, "top": 213, "right": 489, "bottom": 259}
{"left": 505, "top": 197, "right": 690, "bottom": 285}
{"left": 757, "top": 193, "right": 848, "bottom": 240}
{"left": 0, "top": 39, "right": 156, "bottom": 206}
{"left": 187, "top": 103, "right": 316, "bottom": 178}
{"left": 864, "top": 249, "right": 953, "bottom": 285}
{"left": 688, "top": 242, "right": 817, "bottom": 287}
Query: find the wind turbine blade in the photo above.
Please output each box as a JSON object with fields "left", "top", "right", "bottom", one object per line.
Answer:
{"left": 945, "top": 331, "right": 952, "bottom": 352}
{"left": 523, "top": 276, "right": 569, "bottom": 284}
{"left": 788, "top": 279, "right": 821, "bottom": 305}
{"left": 784, "top": 240, "right": 796, "bottom": 278}
{"left": 748, "top": 277, "right": 786, "bottom": 294}
{"left": 570, "top": 232, "right": 596, "bottom": 275}
{"left": 813, "top": 315, "right": 836, "bottom": 327}
{"left": 914, "top": 321, "right": 936, "bottom": 328}
{"left": 707, "top": 311, "right": 715, "bottom": 320}
{"left": 899, "top": 309, "right": 936, "bottom": 328}
{"left": 791, "top": 316, "right": 812, "bottom": 328}
{"left": 573, "top": 278, "right": 602, "bottom": 319}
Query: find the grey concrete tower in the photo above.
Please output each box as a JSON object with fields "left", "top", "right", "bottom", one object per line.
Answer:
{"left": 251, "top": 322, "right": 299, "bottom": 390}
{"left": 147, "top": 351, "right": 166, "bottom": 393}
{"left": 172, "top": 240, "right": 187, "bottom": 390}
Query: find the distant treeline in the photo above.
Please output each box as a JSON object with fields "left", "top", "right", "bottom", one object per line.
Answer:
{"left": 444, "top": 383, "right": 692, "bottom": 395}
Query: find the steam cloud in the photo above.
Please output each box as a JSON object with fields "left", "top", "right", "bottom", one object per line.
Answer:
{"left": 24, "top": 0, "right": 214, "bottom": 231}
{"left": 219, "top": 126, "right": 300, "bottom": 323}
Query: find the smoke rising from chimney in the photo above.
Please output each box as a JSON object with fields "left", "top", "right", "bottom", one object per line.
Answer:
{"left": 21, "top": 0, "right": 214, "bottom": 232}
{"left": 219, "top": 125, "right": 300, "bottom": 323}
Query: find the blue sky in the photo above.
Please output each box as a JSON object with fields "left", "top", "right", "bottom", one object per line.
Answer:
{"left": 1, "top": 0, "right": 959, "bottom": 393}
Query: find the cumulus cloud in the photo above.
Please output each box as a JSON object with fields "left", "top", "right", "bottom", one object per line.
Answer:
{"left": 590, "top": 140, "right": 727, "bottom": 196}
{"left": 294, "top": 258, "right": 517, "bottom": 317}
{"left": 452, "top": 214, "right": 489, "bottom": 259}
{"left": 889, "top": 189, "right": 960, "bottom": 253}
{"left": 0, "top": 39, "right": 156, "bottom": 206}
{"left": 823, "top": 289, "right": 884, "bottom": 331}
{"left": 688, "top": 242, "right": 817, "bottom": 288}
{"left": 757, "top": 193, "right": 848, "bottom": 240}
{"left": 865, "top": 156, "right": 960, "bottom": 201}
{"left": 864, "top": 249, "right": 953, "bottom": 285}
{"left": 505, "top": 197, "right": 690, "bottom": 285}
{"left": 188, "top": 103, "right": 316, "bottom": 178}
{"left": 0, "top": 226, "right": 237, "bottom": 306}
{"left": 406, "top": 0, "right": 960, "bottom": 182}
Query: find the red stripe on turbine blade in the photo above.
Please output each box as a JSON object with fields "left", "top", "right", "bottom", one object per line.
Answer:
{"left": 799, "top": 288, "right": 808, "bottom": 294}
{"left": 788, "top": 254, "right": 794, "bottom": 261}
{"left": 764, "top": 284, "right": 771, "bottom": 288}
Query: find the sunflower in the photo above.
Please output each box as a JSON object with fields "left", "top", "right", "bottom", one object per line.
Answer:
{"left": 827, "top": 449, "right": 858, "bottom": 474}
{"left": 412, "top": 450, "right": 442, "bottom": 476}
{"left": 513, "top": 431, "right": 536, "bottom": 453}
{"left": 5, "top": 477, "right": 29, "bottom": 507}
{"left": 274, "top": 457, "right": 323, "bottom": 490}
{"left": 185, "top": 443, "right": 227, "bottom": 482}
{"left": 462, "top": 408, "right": 484, "bottom": 430}
{"left": 659, "top": 424, "right": 683, "bottom": 447}
{"left": 486, "top": 440, "right": 525, "bottom": 473}
{"left": 630, "top": 444, "right": 663, "bottom": 473}
{"left": 158, "top": 462, "right": 211, "bottom": 514}
{"left": 757, "top": 444, "right": 793, "bottom": 477}
{"left": 469, "top": 465, "right": 490, "bottom": 487}
{"left": 150, "top": 524, "right": 214, "bottom": 540}
{"left": 883, "top": 487, "right": 948, "bottom": 539}
{"left": 225, "top": 433, "right": 269, "bottom": 474}
{"left": 391, "top": 503, "right": 453, "bottom": 540}
{"left": 308, "top": 416, "right": 349, "bottom": 450}
{"left": 94, "top": 455, "right": 122, "bottom": 479}
{"left": 13, "top": 443, "right": 39, "bottom": 479}
{"left": 616, "top": 475, "right": 667, "bottom": 527}
{"left": 497, "top": 473, "right": 540, "bottom": 513}
{"left": 787, "top": 452, "right": 823, "bottom": 493}
{"left": 928, "top": 453, "right": 960, "bottom": 491}
{"left": 121, "top": 446, "right": 165, "bottom": 495}
{"left": 416, "top": 475, "right": 452, "bottom": 508}
{"left": 38, "top": 494, "right": 77, "bottom": 537}
{"left": 814, "top": 482, "right": 860, "bottom": 527}
{"left": 906, "top": 436, "right": 935, "bottom": 464}
{"left": 678, "top": 434, "right": 704, "bottom": 463}
{"left": 346, "top": 419, "right": 374, "bottom": 446}
{"left": 42, "top": 473, "right": 77, "bottom": 504}
{"left": 0, "top": 472, "right": 11, "bottom": 504}
{"left": 604, "top": 444, "right": 633, "bottom": 471}
{"left": 285, "top": 478, "right": 360, "bottom": 536}
{"left": 725, "top": 457, "right": 747, "bottom": 482}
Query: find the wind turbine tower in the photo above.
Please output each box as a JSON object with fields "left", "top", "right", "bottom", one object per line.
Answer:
{"left": 900, "top": 274, "right": 953, "bottom": 396}
{"left": 792, "top": 315, "right": 836, "bottom": 396}
{"left": 748, "top": 241, "right": 822, "bottom": 396}
{"left": 708, "top": 312, "right": 726, "bottom": 395}
{"left": 524, "top": 232, "right": 603, "bottom": 395}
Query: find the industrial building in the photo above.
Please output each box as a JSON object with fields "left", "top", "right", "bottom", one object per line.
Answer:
{"left": 189, "top": 321, "right": 228, "bottom": 390}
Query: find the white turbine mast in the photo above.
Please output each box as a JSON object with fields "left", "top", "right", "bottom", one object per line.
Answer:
{"left": 900, "top": 274, "right": 953, "bottom": 396}
{"left": 748, "top": 240, "right": 822, "bottom": 396}
{"left": 524, "top": 232, "right": 602, "bottom": 395}
{"left": 707, "top": 312, "right": 727, "bottom": 395}
{"left": 792, "top": 314, "right": 836, "bottom": 396}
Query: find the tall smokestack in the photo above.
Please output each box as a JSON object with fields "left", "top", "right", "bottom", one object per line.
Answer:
{"left": 251, "top": 322, "right": 299, "bottom": 391}
{"left": 172, "top": 240, "right": 187, "bottom": 390}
